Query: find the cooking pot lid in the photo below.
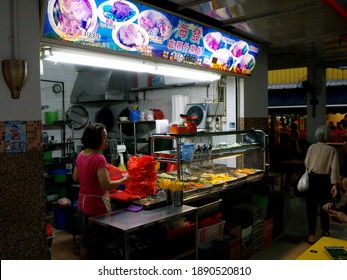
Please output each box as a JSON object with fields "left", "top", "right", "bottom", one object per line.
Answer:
{"left": 66, "top": 105, "right": 89, "bottom": 130}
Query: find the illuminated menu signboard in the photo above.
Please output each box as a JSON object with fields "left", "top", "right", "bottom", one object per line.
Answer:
{"left": 42, "top": 0, "right": 260, "bottom": 76}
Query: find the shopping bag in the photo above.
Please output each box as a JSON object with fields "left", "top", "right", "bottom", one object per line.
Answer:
{"left": 297, "top": 170, "right": 309, "bottom": 192}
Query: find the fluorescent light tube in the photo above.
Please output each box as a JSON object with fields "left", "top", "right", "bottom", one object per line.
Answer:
{"left": 45, "top": 49, "right": 153, "bottom": 73}
{"left": 44, "top": 48, "right": 221, "bottom": 82}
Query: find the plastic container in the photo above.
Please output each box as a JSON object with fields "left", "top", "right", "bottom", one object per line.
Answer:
{"left": 43, "top": 151, "right": 52, "bottom": 161}
{"left": 250, "top": 194, "right": 269, "bottom": 218}
{"left": 45, "top": 111, "right": 59, "bottom": 124}
{"left": 129, "top": 110, "right": 141, "bottom": 121}
{"left": 166, "top": 162, "right": 178, "bottom": 172}
{"left": 52, "top": 204, "right": 69, "bottom": 230}
{"left": 49, "top": 169, "right": 70, "bottom": 183}
{"left": 43, "top": 132, "right": 49, "bottom": 144}
{"left": 198, "top": 220, "right": 225, "bottom": 244}
{"left": 171, "top": 190, "right": 183, "bottom": 206}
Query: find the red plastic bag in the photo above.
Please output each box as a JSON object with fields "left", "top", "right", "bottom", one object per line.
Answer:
{"left": 46, "top": 224, "right": 53, "bottom": 237}
{"left": 109, "top": 190, "right": 146, "bottom": 201}
{"left": 125, "top": 155, "right": 158, "bottom": 196}
{"left": 107, "top": 163, "right": 126, "bottom": 181}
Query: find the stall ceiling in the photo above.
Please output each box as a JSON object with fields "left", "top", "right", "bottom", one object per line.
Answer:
{"left": 141, "top": 0, "right": 347, "bottom": 70}
{"left": 268, "top": 85, "right": 347, "bottom": 113}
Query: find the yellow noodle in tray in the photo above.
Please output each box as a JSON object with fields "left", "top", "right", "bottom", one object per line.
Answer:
{"left": 211, "top": 173, "right": 236, "bottom": 184}
{"left": 199, "top": 173, "right": 236, "bottom": 185}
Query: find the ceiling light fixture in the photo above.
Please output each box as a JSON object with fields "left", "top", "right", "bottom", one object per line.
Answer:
{"left": 43, "top": 47, "right": 221, "bottom": 82}
{"left": 2, "top": 0, "right": 27, "bottom": 99}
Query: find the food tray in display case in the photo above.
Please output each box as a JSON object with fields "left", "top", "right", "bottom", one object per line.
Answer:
{"left": 232, "top": 168, "right": 261, "bottom": 176}
{"left": 165, "top": 171, "right": 200, "bottom": 182}
{"left": 184, "top": 181, "right": 212, "bottom": 194}
{"left": 196, "top": 184, "right": 213, "bottom": 193}
{"left": 199, "top": 172, "right": 238, "bottom": 186}
{"left": 151, "top": 130, "right": 267, "bottom": 200}
{"left": 157, "top": 173, "right": 176, "bottom": 180}
{"left": 183, "top": 186, "right": 198, "bottom": 197}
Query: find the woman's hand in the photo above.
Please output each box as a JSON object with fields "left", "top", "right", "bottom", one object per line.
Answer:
{"left": 331, "top": 184, "right": 338, "bottom": 198}
{"left": 122, "top": 173, "right": 129, "bottom": 182}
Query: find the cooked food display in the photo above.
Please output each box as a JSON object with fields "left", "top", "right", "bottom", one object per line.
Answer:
{"left": 211, "top": 48, "right": 234, "bottom": 70}
{"left": 58, "top": 0, "right": 93, "bottom": 31}
{"left": 157, "top": 167, "right": 262, "bottom": 196}
{"left": 233, "top": 168, "right": 257, "bottom": 175}
{"left": 231, "top": 41, "right": 249, "bottom": 58}
{"left": 204, "top": 32, "right": 224, "bottom": 52}
{"left": 234, "top": 54, "right": 256, "bottom": 74}
{"left": 101, "top": 0, "right": 137, "bottom": 22}
{"left": 48, "top": 0, "right": 98, "bottom": 41}
{"left": 113, "top": 23, "right": 149, "bottom": 50}
{"left": 158, "top": 173, "right": 176, "bottom": 180}
{"left": 118, "top": 24, "right": 145, "bottom": 46}
{"left": 184, "top": 181, "right": 206, "bottom": 189}
{"left": 138, "top": 10, "right": 172, "bottom": 42}
{"left": 199, "top": 173, "right": 236, "bottom": 185}
{"left": 183, "top": 185, "right": 198, "bottom": 192}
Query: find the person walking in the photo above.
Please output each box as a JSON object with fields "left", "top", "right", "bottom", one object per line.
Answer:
{"left": 303, "top": 125, "right": 339, "bottom": 244}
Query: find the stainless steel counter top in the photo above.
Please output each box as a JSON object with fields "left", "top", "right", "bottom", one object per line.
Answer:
{"left": 90, "top": 204, "right": 197, "bottom": 233}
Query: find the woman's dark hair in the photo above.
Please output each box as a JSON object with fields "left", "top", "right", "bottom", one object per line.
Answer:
{"left": 81, "top": 123, "right": 106, "bottom": 149}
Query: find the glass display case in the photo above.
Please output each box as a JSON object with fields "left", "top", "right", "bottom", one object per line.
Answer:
{"left": 151, "top": 130, "right": 267, "bottom": 200}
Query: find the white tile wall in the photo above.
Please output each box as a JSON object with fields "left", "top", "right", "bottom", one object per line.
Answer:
{"left": 40, "top": 60, "right": 224, "bottom": 133}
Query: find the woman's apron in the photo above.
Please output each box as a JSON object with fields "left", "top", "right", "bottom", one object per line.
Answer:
{"left": 79, "top": 191, "right": 112, "bottom": 217}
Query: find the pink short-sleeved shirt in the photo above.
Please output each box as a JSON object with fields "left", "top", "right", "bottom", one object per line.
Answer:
{"left": 76, "top": 152, "right": 109, "bottom": 216}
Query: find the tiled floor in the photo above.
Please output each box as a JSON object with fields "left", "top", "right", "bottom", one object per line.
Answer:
{"left": 50, "top": 229, "right": 80, "bottom": 260}
{"left": 50, "top": 188, "right": 347, "bottom": 260}
{"left": 250, "top": 194, "right": 347, "bottom": 260}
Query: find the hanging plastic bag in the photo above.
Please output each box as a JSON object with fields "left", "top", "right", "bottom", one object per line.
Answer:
{"left": 297, "top": 170, "right": 309, "bottom": 192}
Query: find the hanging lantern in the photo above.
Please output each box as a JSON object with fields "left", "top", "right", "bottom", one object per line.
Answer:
{"left": 2, "top": 59, "right": 28, "bottom": 99}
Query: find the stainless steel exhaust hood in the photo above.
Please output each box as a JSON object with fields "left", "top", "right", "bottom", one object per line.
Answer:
{"left": 70, "top": 68, "right": 136, "bottom": 103}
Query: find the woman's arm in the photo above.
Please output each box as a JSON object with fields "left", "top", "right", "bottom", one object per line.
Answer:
{"left": 97, "top": 167, "right": 129, "bottom": 191}
{"left": 331, "top": 184, "right": 338, "bottom": 198}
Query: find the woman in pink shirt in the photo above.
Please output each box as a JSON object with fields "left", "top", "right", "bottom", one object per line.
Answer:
{"left": 73, "top": 123, "right": 129, "bottom": 259}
